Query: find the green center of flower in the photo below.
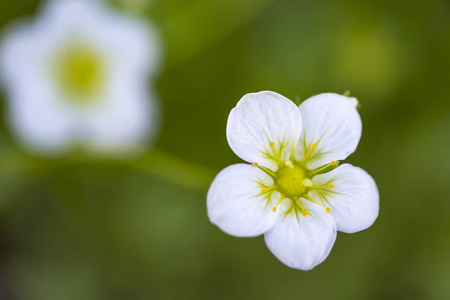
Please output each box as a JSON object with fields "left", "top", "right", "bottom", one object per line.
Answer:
{"left": 276, "top": 164, "right": 307, "bottom": 198}
{"left": 257, "top": 141, "right": 337, "bottom": 215}
{"left": 55, "top": 42, "right": 105, "bottom": 103}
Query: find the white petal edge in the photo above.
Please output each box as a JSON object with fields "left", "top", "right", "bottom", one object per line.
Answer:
{"left": 227, "top": 91, "right": 302, "bottom": 171}
{"left": 310, "top": 164, "right": 379, "bottom": 233}
{"left": 297, "top": 93, "right": 362, "bottom": 170}
{"left": 207, "top": 164, "right": 279, "bottom": 237}
{"left": 264, "top": 201, "right": 337, "bottom": 270}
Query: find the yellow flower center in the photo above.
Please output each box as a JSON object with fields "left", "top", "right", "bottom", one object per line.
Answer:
{"left": 276, "top": 164, "right": 307, "bottom": 198}
{"left": 55, "top": 42, "right": 105, "bottom": 103}
{"left": 256, "top": 141, "right": 337, "bottom": 215}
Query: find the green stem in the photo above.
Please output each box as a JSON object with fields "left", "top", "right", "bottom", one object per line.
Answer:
{"left": 0, "top": 147, "right": 216, "bottom": 191}
{"left": 130, "top": 148, "right": 216, "bottom": 191}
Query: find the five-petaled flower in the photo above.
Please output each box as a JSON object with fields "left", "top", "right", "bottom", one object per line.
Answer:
{"left": 207, "top": 91, "right": 379, "bottom": 270}
{"left": 0, "top": 0, "right": 161, "bottom": 155}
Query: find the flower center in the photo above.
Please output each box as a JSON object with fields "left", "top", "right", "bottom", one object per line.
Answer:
{"left": 55, "top": 42, "right": 105, "bottom": 103}
{"left": 257, "top": 141, "right": 336, "bottom": 215}
{"left": 276, "top": 163, "right": 307, "bottom": 198}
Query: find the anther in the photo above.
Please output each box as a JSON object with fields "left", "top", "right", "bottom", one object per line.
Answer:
{"left": 261, "top": 188, "right": 266, "bottom": 194}
{"left": 284, "top": 160, "right": 294, "bottom": 169}
{"left": 273, "top": 207, "right": 277, "bottom": 212}
{"left": 326, "top": 207, "right": 331, "bottom": 213}
{"left": 252, "top": 162, "right": 258, "bottom": 167}
{"left": 312, "top": 143, "right": 317, "bottom": 150}
{"left": 328, "top": 183, "right": 334, "bottom": 188}
{"left": 331, "top": 160, "right": 337, "bottom": 166}
{"left": 269, "top": 141, "right": 275, "bottom": 148}
{"left": 302, "top": 210, "right": 309, "bottom": 216}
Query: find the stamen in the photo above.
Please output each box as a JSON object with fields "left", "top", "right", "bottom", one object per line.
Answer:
{"left": 308, "top": 161, "right": 336, "bottom": 176}
{"left": 304, "top": 195, "right": 325, "bottom": 208}
{"left": 252, "top": 162, "right": 258, "bottom": 167}
{"left": 326, "top": 207, "right": 331, "bottom": 213}
{"left": 292, "top": 198, "right": 308, "bottom": 216}
{"left": 272, "top": 195, "right": 285, "bottom": 212}
{"left": 284, "top": 160, "right": 294, "bottom": 169}
{"left": 290, "top": 139, "right": 296, "bottom": 160}
{"left": 308, "top": 183, "right": 334, "bottom": 190}
{"left": 258, "top": 166, "right": 277, "bottom": 178}
{"left": 301, "top": 143, "right": 317, "bottom": 163}
{"left": 260, "top": 186, "right": 276, "bottom": 194}
{"left": 268, "top": 141, "right": 281, "bottom": 160}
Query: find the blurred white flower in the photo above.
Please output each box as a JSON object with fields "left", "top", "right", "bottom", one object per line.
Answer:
{"left": 207, "top": 91, "right": 379, "bottom": 270}
{"left": 0, "top": 0, "right": 161, "bottom": 155}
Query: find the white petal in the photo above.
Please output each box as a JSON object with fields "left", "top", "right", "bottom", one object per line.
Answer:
{"left": 79, "top": 85, "right": 157, "bottom": 153}
{"left": 0, "top": 23, "right": 74, "bottom": 154}
{"left": 6, "top": 89, "right": 74, "bottom": 155}
{"left": 297, "top": 93, "right": 362, "bottom": 170}
{"left": 227, "top": 91, "right": 302, "bottom": 171}
{"left": 310, "top": 164, "right": 379, "bottom": 233}
{"left": 207, "top": 164, "right": 279, "bottom": 237}
{"left": 264, "top": 202, "right": 337, "bottom": 270}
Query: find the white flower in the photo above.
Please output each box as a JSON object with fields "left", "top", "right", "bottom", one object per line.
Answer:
{"left": 0, "top": 0, "right": 161, "bottom": 155}
{"left": 207, "top": 91, "right": 379, "bottom": 270}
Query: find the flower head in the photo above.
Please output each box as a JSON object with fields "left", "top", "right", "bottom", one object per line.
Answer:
{"left": 0, "top": 0, "right": 161, "bottom": 155}
{"left": 207, "top": 91, "right": 379, "bottom": 270}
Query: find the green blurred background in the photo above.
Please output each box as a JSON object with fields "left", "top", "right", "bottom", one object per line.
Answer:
{"left": 0, "top": 0, "right": 449, "bottom": 299}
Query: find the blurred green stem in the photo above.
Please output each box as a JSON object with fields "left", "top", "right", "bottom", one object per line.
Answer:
{"left": 132, "top": 148, "right": 215, "bottom": 191}
{"left": 0, "top": 147, "right": 215, "bottom": 192}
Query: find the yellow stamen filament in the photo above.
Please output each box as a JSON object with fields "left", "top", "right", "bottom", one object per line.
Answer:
{"left": 290, "top": 139, "right": 296, "bottom": 160}
{"left": 292, "top": 198, "right": 308, "bottom": 215}
{"left": 308, "top": 160, "right": 338, "bottom": 176}
{"left": 302, "top": 143, "right": 317, "bottom": 163}
{"left": 260, "top": 186, "right": 276, "bottom": 195}
{"left": 258, "top": 166, "right": 277, "bottom": 178}
{"left": 304, "top": 195, "right": 326, "bottom": 209}
{"left": 253, "top": 162, "right": 258, "bottom": 167}
{"left": 326, "top": 207, "right": 331, "bottom": 213}
{"left": 269, "top": 141, "right": 280, "bottom": 160}
{"left": 308, "top": 183, "right": 334, "bottom": 190}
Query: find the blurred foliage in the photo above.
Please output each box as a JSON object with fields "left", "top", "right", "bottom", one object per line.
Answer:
{"left": 0, "top": 0, "right": 449, "bottom": 299}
